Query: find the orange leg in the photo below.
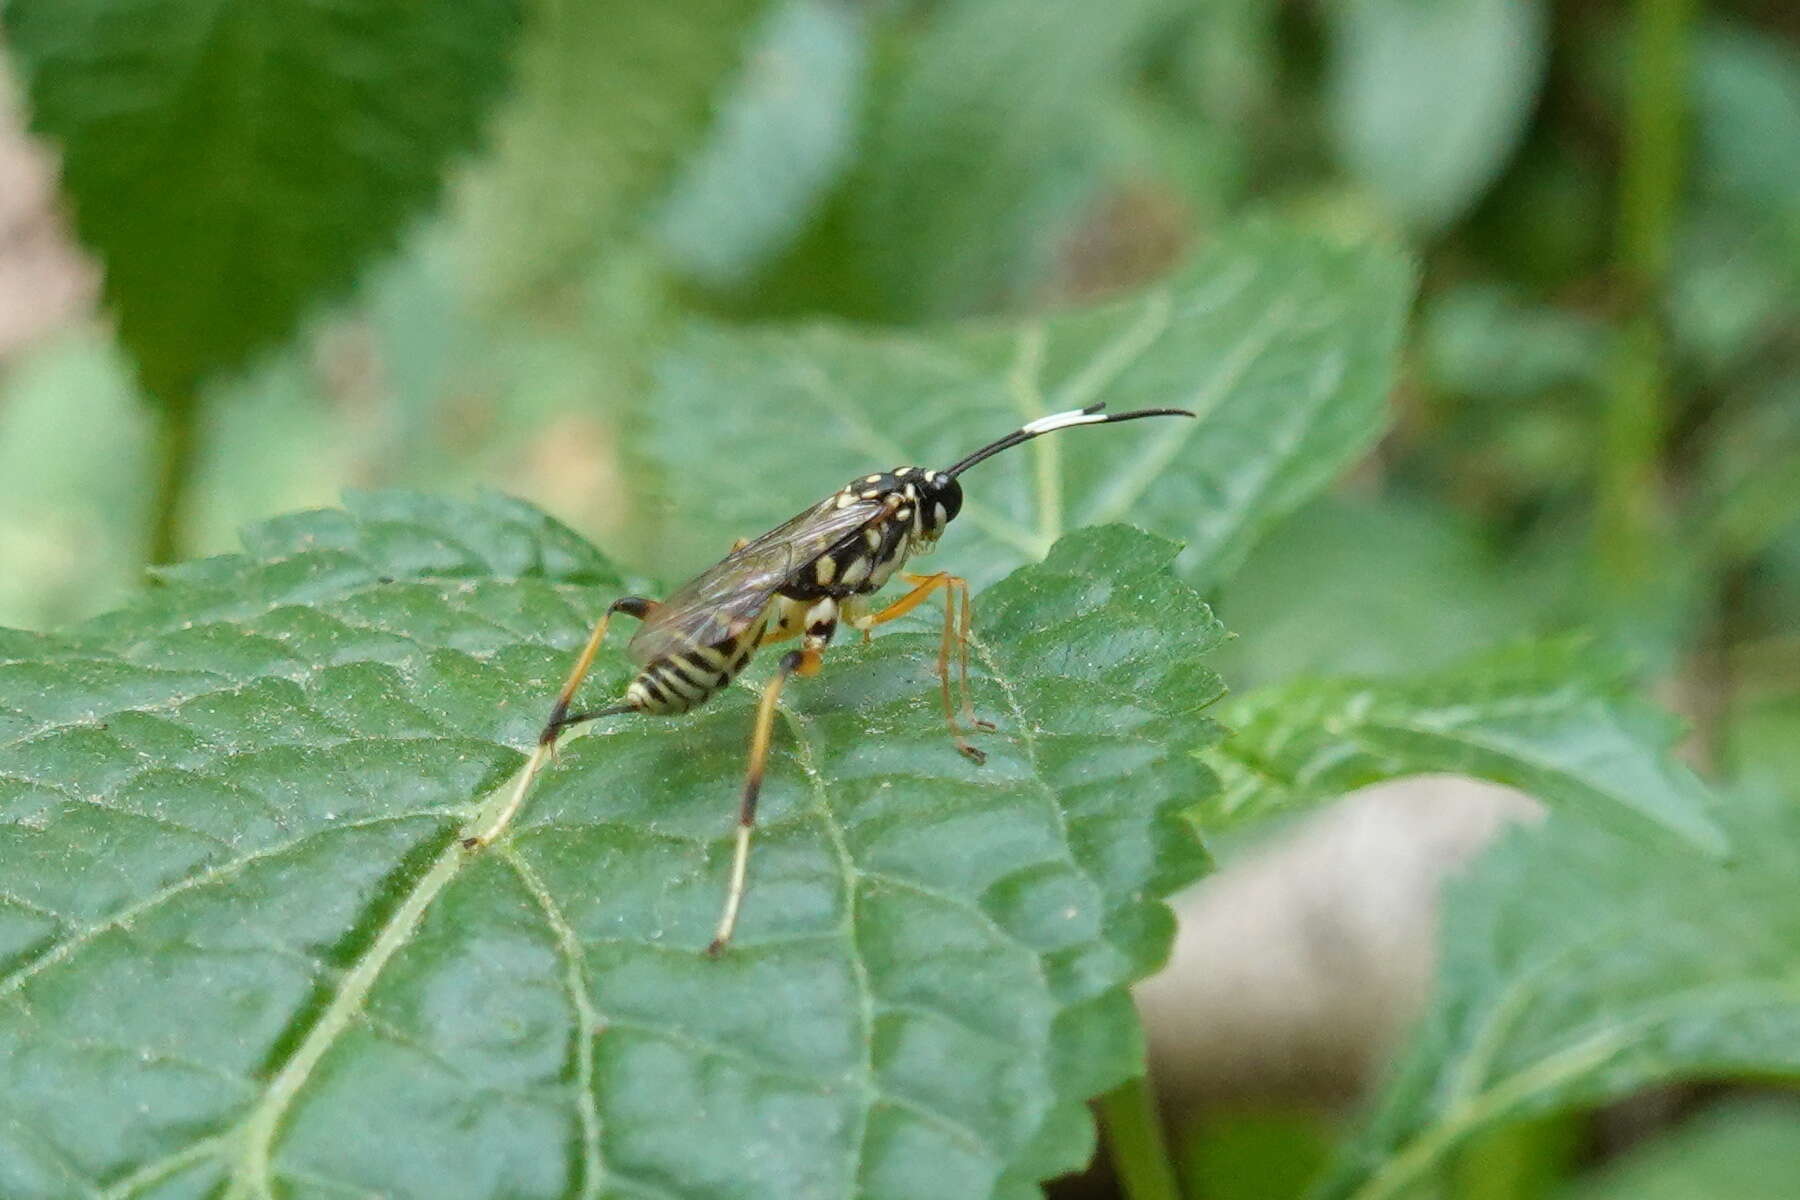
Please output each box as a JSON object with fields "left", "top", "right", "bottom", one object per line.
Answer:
{"left": 857, "top": 572, "right": 994, "bottom": 762}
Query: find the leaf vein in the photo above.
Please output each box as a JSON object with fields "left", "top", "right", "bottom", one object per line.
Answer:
{"left": 768, "top": 697, "right": 877, "bottom": 1197}
{"left": 1078, "top": 293, "right": 1299, "bottom": 528}
{"left": 503, "top": 848, "right": 607, "bottom": 1200}
{"left": 0, "top": 811, "right": 454, "bottom": 1000}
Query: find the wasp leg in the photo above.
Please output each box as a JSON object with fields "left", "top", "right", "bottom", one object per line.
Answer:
{"left": 541, "top": 596, "right": 657, "bottom": 741}
{"left": 729, "top": 536, "right": 751, "bottom": 553}
{"left": 543, "top": 701, "right": 636, "bottom": 738}
{"left": 952, "top": 576, "right": 997, "bottom": 737}
{"left": 462, "top": 595, "right": 656, "bottom": 851}
{"left": 853, "top": 570, "right": 946, "bottom": 625}
{"left": 857, "top": 572, "right": 991, "bottom": 763}
{"left": 710, "top": 604, "right": 835, "bottom": 956}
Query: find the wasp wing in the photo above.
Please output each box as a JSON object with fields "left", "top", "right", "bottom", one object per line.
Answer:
{"left": 627, "top": 493, "right": 889, "bottom": 665}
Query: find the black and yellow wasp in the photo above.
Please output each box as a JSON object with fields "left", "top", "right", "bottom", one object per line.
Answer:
{"left": 467, "top": 403, "right": 1193, "bottom": 953}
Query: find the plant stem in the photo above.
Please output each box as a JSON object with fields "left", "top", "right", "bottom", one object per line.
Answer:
{"left": 148, "top": 397, "right": 201, "bottom": 565}
{"left": 1598, "top": 0, "right": 1694, "bottom": 592}
{"left": 1100, "top": 1071, "right": 1183, "bottom": 1200}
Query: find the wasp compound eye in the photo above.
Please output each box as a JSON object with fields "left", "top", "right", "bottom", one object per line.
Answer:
{"left": 926, "top": 473, "right": 963, "bottom": 527}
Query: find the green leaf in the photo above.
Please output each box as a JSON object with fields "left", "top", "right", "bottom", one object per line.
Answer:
{"left": 1204, "top": 639, "right": 1728, "bottom": 855}
{"left": 1726, "top": 690, "right": 1800, "bottom": 801}
{"left": 656, "top": 0, "right": 869, "bottom": 290}
{"left": 1698, "top": 371, "right": 1800, "bottom": 563}
{"left": 1670, "top": 29, "right": 1800, "bottom": 375}
{"left": 1420, "top": 284, "right": 1609, "bottom": 402}
{"left": 1689, "top": 26, "right": 1800, "bottom": 233}
{"left": 4, "top": 0, "right": 520, "bottom": 404}
{"left": 1446, "top": 1115, "right": 1582, "bottom": 1200}
{"left": 1311, "top": 792, "right": 1800, "bottom": 1200}
{"left": 848, "top": 0, "right": 1175, "bottom": 319}
{"left": 0, "top": 493, "right": 1225, "bottom": 1198}
{"left": 1559, "top": 1099, "right": 1800, "bottom": 1200}
{"left": 458, "top": 0, "right": 767, "bottom": 308}
{"left": 1209, "top": 493, "right": 1541, "bottom": 691}
{"left": 1669, "top": 208, "right": 1800, "bottom": 376}
{"left": 642, "top": 221, "right": 1413, "bottom": 592}
{"left": 1325, "top": 0, "right": 1547, "bottom": 231}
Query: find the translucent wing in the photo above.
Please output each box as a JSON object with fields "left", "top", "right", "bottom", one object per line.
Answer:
{"left": 627, "top": 493, "right": 889, "bottom": 665}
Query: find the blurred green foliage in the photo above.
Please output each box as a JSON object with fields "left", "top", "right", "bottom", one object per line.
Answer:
{"left": 5, "top": 0, "right": 521, "bottom": 408}
{"left": 3, "top": 0, "right": 1798, "bottom": 1196}
{"left": 1314, "top": 786, "right": 1800, "bottom": 1199}
{"left": 1559, "top": 1098, "right": 1800, "bottom": 1200}
{"left": 1180, "top": 1107, "right": 1336, "bottom": 1200}
{"left": 4, "top": 0, "right": 1792, "bottom": 676}
{"left": 1207, "top": 637, "right": 1726, "bottom": 852}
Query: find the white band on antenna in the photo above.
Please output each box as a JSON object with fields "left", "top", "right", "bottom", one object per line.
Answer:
{"left": 1019, "top": 407, "right": 1110, "bottom": 436}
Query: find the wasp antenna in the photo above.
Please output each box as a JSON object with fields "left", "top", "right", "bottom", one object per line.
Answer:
{"left": 944, "top": 404, "right": 1194, "bottom": 478}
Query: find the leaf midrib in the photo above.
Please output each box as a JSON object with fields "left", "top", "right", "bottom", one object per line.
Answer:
{"left": 216, "top": 738, "right": 556, "bottom": 1197}
{"left": 197, "top": 627, "right": 1051, "bottom": 1197}
{"left": 0, "top": 809, "right": 465, "bottom": 1005}
{"left": 224, "top": 830, "right": 471, "bottom": 1198}
{"left": 29, "top": 526, "right": 1186, "bottom": 1195}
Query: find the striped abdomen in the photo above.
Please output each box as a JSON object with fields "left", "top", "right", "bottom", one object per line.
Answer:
{"left": 625, "top": 631, "right": 760, "bottom": 715}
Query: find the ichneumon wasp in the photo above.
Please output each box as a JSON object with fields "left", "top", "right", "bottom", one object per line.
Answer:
{"left": 465, "top": 402, "right": 1194, "bottom": 954}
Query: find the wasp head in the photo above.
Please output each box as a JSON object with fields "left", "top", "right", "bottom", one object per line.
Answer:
{"left": 844, "top": 467, "right": 963, "bottom": 552}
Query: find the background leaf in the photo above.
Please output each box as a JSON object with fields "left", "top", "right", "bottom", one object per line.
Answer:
{"left": 1420, "top": 284, "right": 1609, "bottom": 402}
{"left": 1206, "top": 492, "right": 1545, "bottom": 690}
{"left": 1558, "top": 1099, "right": 1800, "bottom": 1200}
{"left": 0, "top": 494, "right": 1224, "bottom": 1199}
{"left": 639, "top": 221, "right": 1412, "bottom": 591}
{"left": 656, "top": 0, "right": 870, "bottom": 290}
{"left": 1204, "top": 639, "right": 1728, "bottom": 853}
{"left": 1698, "top": 372, "right": 1800, "bottom": 563}
{"left": 1669, "top": 27, "right": 1800, "bottom": 375}
{"left": 848, "top": 0, "right": 1178, "bottom": 320}
{"left": 1325, "top": 0, "right": 1548, "bottom": 231}
{"left": 1689, "top": 26, "right": 1800, "bottom": 238}
{"left": 458, "top": 0, "right": 767, "bottom": 309}
{"left": 1311, "top": 791, "right": 1800, "bottom": 1200}
{"left": 0, "top": 335, "right": 149, "bottom": 628}
{"left": 4, "top": 0, "right": 520, "bottom": 402}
